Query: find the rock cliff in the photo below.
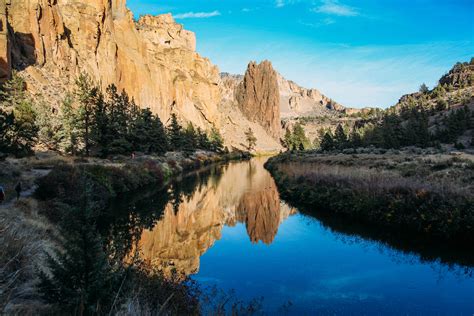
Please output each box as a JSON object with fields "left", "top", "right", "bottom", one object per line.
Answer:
{"left": 236, "top": 61, "right": 281, "bottom": 139}
{"left": 0, "top": 0, "right": 287, "bottom": 151}
{"left": 3, "top": 0, "right": 221, "bottom": 130}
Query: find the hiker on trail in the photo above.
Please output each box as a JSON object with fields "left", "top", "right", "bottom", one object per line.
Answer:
{"left": 0, "top": 185, "right": 5, "bottom": 203}
{"left": 15, "top": 182, "right": 22, "bottom": 200}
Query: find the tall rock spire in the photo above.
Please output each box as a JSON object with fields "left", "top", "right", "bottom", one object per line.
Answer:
{"left": 236, "top": 60, "right": 281, "bottom": 139}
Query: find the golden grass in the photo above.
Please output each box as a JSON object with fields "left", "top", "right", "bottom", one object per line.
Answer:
{"left": 0, "top": 198, "right": 57, "bottom": 314}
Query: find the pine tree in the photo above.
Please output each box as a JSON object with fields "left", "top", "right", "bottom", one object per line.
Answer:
{"left": 320, "top": 131, "right": 334, "bottom": 151}
{"left": 92, "top": 92, "right": 111, "bottom": 157}
{"left": 209, "top": 127, "right": 224, "bottom": 153}
{"left": 196, "top": 127, "right": 211, "bottom": 150}
{"left": 244, "top": 127, "right": 257, "bottom": 152}
{"left": 57, "top": 95, "right": 81, "bottom": 155}
{"left": 105, "top": 85, "right": 132, "bottom": 155}
{"left": 292, "top": 123, "right": 309, "bottom": 150}
{"left": 75, "top": 74, "right": 98, "bottom": 156}
{"left": 38, "top": 187, "right": 120, "bottom": 315}
{"left": 35, "top": 99, "right": 62, "bottom": 151}
{"left": 167, "top": 113, "right": 183, "bottom": 151}
{"left": 419, "top": 83, "right": 429, "bottom": 94}
{"left": 0, "top": 73, "right": 38, "bottom": 156}
{"left": 182, "top": 122, "right": 198, "bottom": 155}
{"left": 282, "top": 128, "right": 293, "bottom": 150}
{"left": 0, "top": 107, "right": 15, "bottom": 153}
{"left": 334, "top": 124, "right": 347, "bottom": 149}
{"left": 348, "top": 128, "right": 363, "bottom": 148}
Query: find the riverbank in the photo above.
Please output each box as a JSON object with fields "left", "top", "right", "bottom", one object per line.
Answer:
{"left": 265, "top": 150, "right": 474, "bottom": 245}
{"left": 0, "top": 150, "right": 249, "bottom": 314}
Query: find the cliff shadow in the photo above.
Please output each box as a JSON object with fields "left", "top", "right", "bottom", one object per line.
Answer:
{"left": 8, "top": 29, "right": 37, "bottom": 70}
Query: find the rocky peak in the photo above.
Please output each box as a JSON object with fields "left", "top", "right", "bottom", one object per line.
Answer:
{"left": 236, "top": 60, "right": 281, "bottom": 139}
{"left": 137, "top": 14, "right": 196, "bottom": 51}
{"left": 277, "top": 72, "right": 345, "bottom": 118}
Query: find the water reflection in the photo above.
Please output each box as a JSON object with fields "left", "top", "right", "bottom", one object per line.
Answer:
{"left": 136, "top": 158, "right": 295, "bottom": 276}
{"left": 99, "top": 158, "right": 474, "bottom": 314}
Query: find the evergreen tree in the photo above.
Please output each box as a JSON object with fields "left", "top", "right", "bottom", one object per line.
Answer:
{"left": 348, "top": 128, "right": 363, "bottom": 148}
{"left": 105, "top": 85, "right": 132, "bottom": 155}
{"left": 91, "top": 92, "right": 111, "bottom": 157}
{"left": 196, "top": 127, "right": 211, "bottom": 150}
{"left": 209, "top": 127, "right": 224, "bottom": 153}
{"left": 320, "top": 131, "right": 334, "bottom": 151}
{"left": 292, "top": 123, "right": 309, "bottom": 150}
{"left": 419, "top": 83, "right": 429, "bottom": 94}
{"left": 282, "top": 128, "right": 294, "bottom": 150}
{"left": 182, "top": 122, "right": 198, "bottom": 155}
{"left": 57, "top": 95, "right": 81, "bottom": 155}
{"left": 0, "top": 73, "right": 38, "bottom": 156}
{"left": 244, "top": 127, "right": 257, "bottom": 152}
{"left": 167, "top": 113, "right": 184, "bottom": 151}
{"left": 35, "top": 99, "right": 62, "bottom": 151}
{"left": 334, "top": 124, "right": 347, "bottom": 149}
{"left": 381, "top": 114, "right": 403, "bottom": 148}
{"left": 75, "top": 74, "right": 99, "bottom": 156}
{"left": 0, "top": 107, "right": 15, "bottom": 153}
{"left": 38, "top": 197, "right": 119, "bottom": 315}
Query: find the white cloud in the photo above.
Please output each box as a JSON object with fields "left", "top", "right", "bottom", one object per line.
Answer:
{"left": 275, "top": 0, "right": 299, "bottom": 8}
{"left": 275, "top": 0, "right": 286, "bottom": 8}
{"left": 312, "top": 0, "right": 358, "bottom": 17}
{"left": 174, "top": 10, "right": 221, "bottom": 19}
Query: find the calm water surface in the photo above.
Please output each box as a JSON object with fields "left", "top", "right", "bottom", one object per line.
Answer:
{"left": 108, "top": 158, "right": 474, "bottom": 315}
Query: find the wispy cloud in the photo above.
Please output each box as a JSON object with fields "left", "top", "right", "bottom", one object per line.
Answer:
{"left": 174, "top": 10, "right": 221, "bottom": 19}
{"left": 275, "top": 0, "right": 298, "bottom": 8}
{"left": 312, "top": 0, "right": 358, "bottom": 17}
{"left": 299, "top": 18, "right": 335, "bottom": 28}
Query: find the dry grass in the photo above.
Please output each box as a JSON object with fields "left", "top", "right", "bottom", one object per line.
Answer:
{"left": 0, "top": 198, "right": 57, "bottom": 315}
{"left": 273, "top": 151, "right": 474, "bottom": 199}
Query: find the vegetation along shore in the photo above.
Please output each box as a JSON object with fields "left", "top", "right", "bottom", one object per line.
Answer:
{"left": 265, "top": 149, "right": 474, "bottom": 246}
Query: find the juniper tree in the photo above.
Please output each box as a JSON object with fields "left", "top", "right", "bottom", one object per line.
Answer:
{"left": 244, "top": 127, "right": 257, "bottom": 152}
{"left": 292, "top": 123, "right": 309, "bottom": 150}
{"left": 282, "top": 128, "right": 293, "bottom": 150}
{"left": 419, "top": 83, "right": 429, "bottom": 94}
{"left": 209, "top": 127, "right": 224, "bottom": 153}
{"left": 0, "top": 73, "right": 38, "bottom": 156}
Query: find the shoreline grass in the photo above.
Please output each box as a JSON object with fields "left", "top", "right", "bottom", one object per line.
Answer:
{"left": 265, "top": 151, "right": 474, "bottom": 245}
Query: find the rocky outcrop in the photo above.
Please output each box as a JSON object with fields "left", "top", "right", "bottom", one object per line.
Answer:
{"left": 439, "top": 61, "right": 474, "bottom": 88}
{"left": 236, "top": 61, "right": 281, "bottom": 139}
{"left": 0, "top": 0, "right": 9, "bottom": 83}
{"left": 277, "top": 73, "right": 345, "bottom": 118}
{"left": 2, "top": 0, "right": 221, "bottom": 130}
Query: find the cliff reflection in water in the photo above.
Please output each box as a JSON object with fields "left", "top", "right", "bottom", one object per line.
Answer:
{"left": 136, "top": 158, "right": 296, "bottom": 276}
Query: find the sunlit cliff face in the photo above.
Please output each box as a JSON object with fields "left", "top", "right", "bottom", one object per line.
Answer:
{"left": 135, "top": 158, "right": 296, "bottom": 277}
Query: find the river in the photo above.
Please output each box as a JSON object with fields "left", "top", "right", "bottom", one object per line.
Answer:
{"left": 104, "top": 158, "right": 474, "bottom": 314}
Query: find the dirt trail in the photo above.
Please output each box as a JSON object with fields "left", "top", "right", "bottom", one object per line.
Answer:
{"left": 0, "top": 169, "right": 51, "bottom": 208}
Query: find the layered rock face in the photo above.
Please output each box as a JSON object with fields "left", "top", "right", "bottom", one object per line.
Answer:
{"left": 3, "top": 0, "right": 221, "bottom": 129}
{"left": 0, "top": 0, "right": 9, "bottom": 83}
{"left": 277, "top": 73, "right": 346, "bottom": 118}
{"left": 236, "top": 61, "right": 281, "bottom": 139}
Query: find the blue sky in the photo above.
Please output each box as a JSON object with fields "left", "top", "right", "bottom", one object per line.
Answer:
{"left": 127, "top": 0, "right": 474, "bottom": 108}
